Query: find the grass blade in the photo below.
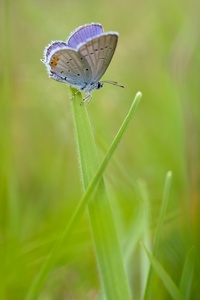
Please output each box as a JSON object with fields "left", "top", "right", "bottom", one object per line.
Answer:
{"left": 143, "top": 244, "right": 185, "bottom": 300}
{"left": 70, "top": 91, "right": 141, "bottom": 300}
{"left": 179, "top": 246, "right": 195, "bottom": 299}
{"left": 144, "top": 171, "right": 173, "bottom": 299}
{"left": 153, "top": 171, "right": 173, "bottom": 255}
{"left": 25, "top": 91, "right": 142, "bottom": 299}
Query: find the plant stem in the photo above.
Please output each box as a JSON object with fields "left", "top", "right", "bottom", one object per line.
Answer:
{"left": 71, "top": 91, "right": 139, "bottom": 300}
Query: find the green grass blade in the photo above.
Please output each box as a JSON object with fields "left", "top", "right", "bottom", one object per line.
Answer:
{"left": 144, "top": 170, "right": 172, "bottom": 300}
{"left": 142, "top": 244, "right": 185, "bottom": 300}
{"left": 136, "top": 181, "right": 151, "bottom": 300}
{"left": 154, "top": 171, "right": 173, "bottom": 255}
{"left": 123, "top": 180, "right": 150, "bottom": 265}
{"left": 71, "top": 90, "right": 142, "bottom": 189}
{"left": 121, "top": 180, "right": 151, "bottom": 300}
{"left": 179, "top": 246, "right": 195, "bottom": 299}
{"left": 25, "top": 91, "right": 141, "bottom": 300}
{"left": 70, "top": 90, "right": 141, "bottom": 300}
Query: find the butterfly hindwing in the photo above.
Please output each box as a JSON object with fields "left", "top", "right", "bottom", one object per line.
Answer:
{"left": 48, "top": 48, "right": 92, "bottom": 87}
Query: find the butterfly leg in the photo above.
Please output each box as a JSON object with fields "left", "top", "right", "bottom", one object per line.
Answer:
{"left": 70, "top": 90, "right": 80, "bottom": 101}
{"left": 80, "top": 93, "right": 92, "bottom": 105}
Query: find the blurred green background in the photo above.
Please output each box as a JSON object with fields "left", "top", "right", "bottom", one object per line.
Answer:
{"left": 1, "top": 0, "right": 200, "bottom": 299}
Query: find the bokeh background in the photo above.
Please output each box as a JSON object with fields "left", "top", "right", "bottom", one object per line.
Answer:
{"left": 1, "top": 0, "right": 200, "bottom": 299}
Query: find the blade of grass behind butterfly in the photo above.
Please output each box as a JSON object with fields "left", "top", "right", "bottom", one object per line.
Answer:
{"left": 179, "top": 246, "right": 195, "bottom": 299}
{"left": 143, "top": 171, "right": 172, "bottom": 300}
{"left": 119, "top": 179, "right": 151, "bottom": 300}
{"left": 142, "top": 244, "right": 185, "bottom": 300}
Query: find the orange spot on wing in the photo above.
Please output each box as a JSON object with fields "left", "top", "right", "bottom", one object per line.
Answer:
{"left": 50, "top": 56, "right": 59, "bottom": 67}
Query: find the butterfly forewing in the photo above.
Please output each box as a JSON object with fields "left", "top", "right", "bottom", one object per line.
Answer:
{"left": 49, "top": 49, "right": 92, "bottom": 87}
{"left": 78, "top": 33, "right": 118, "bottom": 83}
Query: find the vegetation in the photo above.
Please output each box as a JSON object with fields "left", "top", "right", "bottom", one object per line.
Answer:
{"left": 1, "top": 0, "right": 199, "bottom": 299}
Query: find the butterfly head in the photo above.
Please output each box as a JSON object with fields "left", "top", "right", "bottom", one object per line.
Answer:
{"left": 96, "top": 82, "right": 103, "bottom": 90}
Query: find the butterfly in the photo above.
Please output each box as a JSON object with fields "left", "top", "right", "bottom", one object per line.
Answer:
{"left": 41, "top": 23, "right": 124, "bottom": 102}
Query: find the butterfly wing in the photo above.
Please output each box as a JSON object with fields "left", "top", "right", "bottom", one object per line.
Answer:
{"left": 78, "top": 33, "right": 118, "bottom": 83}
{"left": 67, "top": 23, "right": 103, "bottom": 49}
{"left": 44, "top": 44, "right": 93, "bottom": 88}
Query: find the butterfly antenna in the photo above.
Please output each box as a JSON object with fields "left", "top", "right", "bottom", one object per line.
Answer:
{"left": 101, "top": 80, "right": 125, "bottom": 88}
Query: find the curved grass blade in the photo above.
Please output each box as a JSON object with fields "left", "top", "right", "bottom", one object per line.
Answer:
{"left": 144, "top": 171, "right": 172, "bottom": 300}
{"left": 143, "top": 244, "right": 185, "bottom": 300}
{"left": 179, "top": 246, "right": 195, "bottom": 299}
